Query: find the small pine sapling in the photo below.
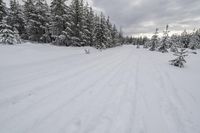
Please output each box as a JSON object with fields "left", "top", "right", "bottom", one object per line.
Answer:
{"left": 170, "top": 49, "right": 188, "bottom": 68}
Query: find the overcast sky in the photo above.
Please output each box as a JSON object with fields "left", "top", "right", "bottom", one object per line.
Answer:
{"left": 4, "top": 0, "right": 200, "bottom": 37}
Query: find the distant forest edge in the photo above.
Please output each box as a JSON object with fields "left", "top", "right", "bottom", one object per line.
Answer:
{"left": 0, "top": 0, "right": 200, "bottom": 50}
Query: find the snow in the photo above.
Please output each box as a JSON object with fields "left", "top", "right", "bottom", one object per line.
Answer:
{"left": 0, "top": 43, "right": 200, "bottom": 133}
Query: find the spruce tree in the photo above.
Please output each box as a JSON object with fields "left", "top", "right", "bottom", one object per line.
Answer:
{"left": 0, "top": 17, "right": 16, "bottom": 44}
{"left": 170, "top": 49, "right": 188, "bottom": 68}
{"left": 50, "top": 0, "right": 68, "bottom": 45}
{"left": 180, "top": 30, "right": 190, "bottom": 48}
{"left": 189, "top": 30, "right": 199, "bottom": 50}
{"left": 170, "top": 34, "right": 179, "bottom": 52}
{"left": 158, "top": 25, "right": 169, "bottom": 53}
{"left": 35, "top": 0, "right": 50, "bottom": 42}
{"left": 150, "top": 28, "right": 159, "bottom": 51}
{"left": 0, "top": 0, "right": 6, "bottom": 22}
{"left": 105, "top": 16, "right": 112, "bottom": 48}
{"left": 111, "top": 24, "right": 119, "bottom": 46}
{"left": 70, "top": 0, "right": 85, "bottom": 46}
{"left": 118, "top": 27, "right": 124, "bottom": 45}
{"left": 24, "top": 0, "right": 38, "bottom": 41}
{"left": 8, "top": 0, "right": 25, "bottom": 37}
{"left": 61, "top": 5, "right": 72, "bottom": 46}
{"left": 94, "top": 13, "right": 107, "bottom": 49}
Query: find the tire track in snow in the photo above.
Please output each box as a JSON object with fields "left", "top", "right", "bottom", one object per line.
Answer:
{"left": 0, "top": 48, "right": 118, "bottom": 90}
{"left": 0, "top": 47, "right": 131, "bottom": 132}
{"left": 0, "top": 48, "right": 125, "bottom": 122}
{"left": 23, "top": 48, "right": 133, "bottom": 133}
{"left": 0, "top": 48, "right": 123, "bottom": 106}
{"left": 154, "top": 65, "right": 200, "bottom": 133}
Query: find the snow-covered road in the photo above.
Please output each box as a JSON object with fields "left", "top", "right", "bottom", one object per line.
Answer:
{"left": 0, "top": 43, "right": 200, "bottom": 133}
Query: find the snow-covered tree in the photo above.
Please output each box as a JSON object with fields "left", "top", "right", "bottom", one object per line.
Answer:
{"left": 50, "top": 0, "right": 68, "bottom": 44}
{"left": 111, "top": 24, "right": 119, "bottom": 46}
{"left": 158, "top": 25, "right": 169, "bottom": 53}
{"left": 34, "top": 0, "right": 51, "bottom": 43}
{"left": 105, "top": 16, "right": 112, "bottom": 48}
{"left": 180, "top": 30, "right": 190, "bottom": 48}
{"left": 170, "top": 49, "right": 188, "bottom": 68}
{"left": 94, "top": 13, "right": 107, "bottom": 49}
{"left": 189, "top": 30, "right": 200, "bottom": 50}
{"left": 70, "top": 0, "right": 85, "bottom": 46}
{"left": 0, "top": 0, "right": 6, "bottom": 22}
{"left": 118, "top": 27, "right": 124, "bottom": 45}
{"left": 150, "top": 28, "right": 159, "bottom": 51}
{"left": 170, "top": 34, "right": 179, "bottom": 52}
{"left": 8, "top": 0, "right": 25, "bottom": 37}
{"left": 0, "top": 17, "right": 19, "bottom": 44}
{"left": 24, "top": 0, "right": 38, "bottom": 41}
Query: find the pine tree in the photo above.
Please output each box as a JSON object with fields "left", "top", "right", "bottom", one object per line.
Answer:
{"left": 35, "top": 0, "right": 50, "bottom": 42}
{"left": 0, "top": 17, "right": 16, "bottom": 44}
{"left": 111, "top": 24, "right": 119, "bottom": 46}
{"left": 61, "top": 5, "right": 72, "bottom": 46}
{"left": 8, "top": 0, "right": 25, "bottom": 37}
{"left": 158, "top": 25, "right": 169, "bottom": 53}
{"left": 94, "top": 13, "right": 108, "bottom": 49}
{"left": 70, "top": 0, "right": 85, "bottom": 46}
{"left": 180, "top": 30, "right": 190, "bottom": 48}
{"left": 118, "top": 27, "right": 124, "bottom": 45}
{"left": 189, "top": 30, "right": 199, "bottom": 50}
{"left": 24, "top": 0, "right": 38, "bottom": 41}
{"left": 170, "top": 49, "right": 188, "bottom": 68}
{"left": 0, "top": 0, "right": 6, "bottom": 22}
{"left": 50, "top": 0, "right": 69, "bottom": 45}
{"left": 81, "top": 5, "right": 95, "bottom": 47}
{"left": 105, "top": 16, "right": 112, "bottom": 48}
{"left": 170, "top": 34, "right": 179, "bottom": 52}
{"left": 150, "top": 28, "right": 159, "bottom": 51}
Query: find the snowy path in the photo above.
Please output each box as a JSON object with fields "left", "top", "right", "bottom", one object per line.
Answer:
{"left": 0, "top": 43, "right": 200, "bottom": 133}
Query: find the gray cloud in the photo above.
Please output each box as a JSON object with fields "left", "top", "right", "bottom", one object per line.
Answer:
{"left": 92, "top": 0, "right": 200, "bottom": 36}
{"left": 4, "top": 0, "right": 200, "bottom": 36}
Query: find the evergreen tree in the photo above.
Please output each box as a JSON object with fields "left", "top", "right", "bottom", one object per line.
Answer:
{"left": 85, "top": 7, "right": 95, "bottom": 46}
{"left": 0, "top": 17, "right": 17, "bottom": 44}
{"left": 35, "top": 0, "right": 50, "bottom": 42}
{"left": 8, "top": 0, "right": 25, "bottom": 37}
{"left": 61, "top": 5, "right": 72, "bottom": 46}
{"left": 170, "top": 49, "right": 188, "bottom": 68}
{"left": 189, "top": 30, "right": 199, "bottom": 50}
{"left": 158, "top": 25, "right": 169, "bottom": 53}
{"left": 50, "top": 0, "right": 68, "bottom": 44}
{"left": 150, "top": 28, "right": 159, "bottom": 51}
{"left": 70, "top": 0, "right": 85, "bottom": 46}
{"left": 0, "top": 0, "right": 6, "bottom": 22}
{"left": 180, "top": 29, "right": 190, "bottom": 48}
{"left": 105, "top": 16, "right": 112, "bottom": 48}
{"left": 94, "top": 13, "right": 107, "bottom": 49}
{"left": 170, "top": 34, "right": 179, "bottom": 52}
{"left": 23, "top": 0, "right": 38, "bottom": 41}
{"left": 111, "top": 24, "right": 119, "bottom": 46}
{"left": 118, "top": 27, "right": 124, "bottom": 45}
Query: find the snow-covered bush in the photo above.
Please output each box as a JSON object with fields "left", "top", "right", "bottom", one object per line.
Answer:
{"left": 170, "top": 49, "right": 188, "bottom": 68}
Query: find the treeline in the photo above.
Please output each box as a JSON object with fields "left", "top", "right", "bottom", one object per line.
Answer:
{"left": 124, "top": 26, "right": 200, "bottom": 51}
{"left": 0, "top": 0, "right": 124, "bottom": 49}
